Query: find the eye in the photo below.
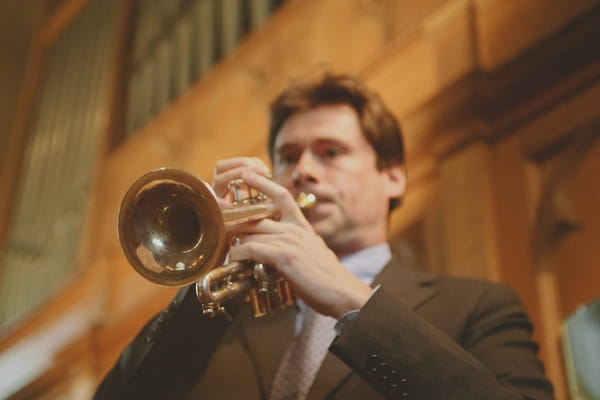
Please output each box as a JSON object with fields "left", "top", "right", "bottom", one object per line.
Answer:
{"left": 277, "top": 153, "right": 298, "bottom": 168}
{"left": 323, "top": 148, "right": 340, "bottom": 158}
{"left": 319, "top": 145, "right": 346, "bottom": 161}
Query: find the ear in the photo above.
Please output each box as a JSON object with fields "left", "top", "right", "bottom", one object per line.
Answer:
{"left": 382, "top": 164, "right": 407, "bottom": 200}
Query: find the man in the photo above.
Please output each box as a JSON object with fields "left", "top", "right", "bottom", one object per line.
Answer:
{"left": 95, "top": 74, "right": 554, "bottom": 399}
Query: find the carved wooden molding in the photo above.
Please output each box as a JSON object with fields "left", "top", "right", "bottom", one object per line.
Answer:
{"left": 523, "top": 119, "right": 600, "bottom": 400}
{"left": 529, "top": 119, "right": 600, "bottom": 268}
{"left": 405, "top": 4, "right": 600, "bottom": 178}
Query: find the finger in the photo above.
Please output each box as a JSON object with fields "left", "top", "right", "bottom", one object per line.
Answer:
{"left": 229, "top": 219, "right": 290, "bottom": 238}
{"left": 237, "top": 232, "right": 282, "bottom": 247}
{"left": 241, "top": 172, "right": 307, "bottom": 224}
{"left": 217, "top": 197, "right": 232, "bottom": 208}
{"left": 228, "top": 238, "right": 321, "bottom": 286}
{"left": 213, "top": 160, "right": 271, "bottom": 198}
{"left": 228, "top": 241, "right": 279, "bottom": 271}
{"left": 212, "top": 166, "right": 256, "bottom": 197}
{"left": 214, "top": 157, "right": 270, "bottom": 175}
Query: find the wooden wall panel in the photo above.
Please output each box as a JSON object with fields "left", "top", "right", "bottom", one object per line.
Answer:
{"left": 62, "top": 1, "right": 600, "bottom": 396}
{"left": 3, "top": 0, "right": 600, "bottom": 398}
{"left": 438, "top": 141, "right": 501, "bottom": 280}
{"left": 474, "top": 0, "right": 598, "bottom": 70}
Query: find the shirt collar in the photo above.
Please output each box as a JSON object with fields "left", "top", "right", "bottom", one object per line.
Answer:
{"left": 339, "top": 243, "right": 391, "bottom": 285}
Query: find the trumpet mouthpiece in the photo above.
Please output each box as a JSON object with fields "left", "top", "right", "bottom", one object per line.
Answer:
{"left": 296, "top": 192, "right": 316, "bottom": 209}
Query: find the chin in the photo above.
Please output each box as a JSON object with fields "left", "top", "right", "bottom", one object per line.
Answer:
{"left": 306, "top": 209, "right": 344, "bottom": 239}
{"left": 312, "top": 222, "right": 340, "bottom": 243}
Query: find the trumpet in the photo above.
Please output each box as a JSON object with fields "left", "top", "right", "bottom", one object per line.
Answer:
{"left": 118, "top": 168, "right": 315, "bottom": 318}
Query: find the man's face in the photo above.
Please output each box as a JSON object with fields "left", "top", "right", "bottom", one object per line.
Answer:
{"left": 273, "top": 104, "right": 405, "bottom": 256}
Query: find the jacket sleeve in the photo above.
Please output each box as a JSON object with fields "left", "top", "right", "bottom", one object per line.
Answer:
{"left": 329, "top": 283, "right": 555, "bottom": 400}
{"left": 93, "top": 285, "right": 236, "bottom": 400}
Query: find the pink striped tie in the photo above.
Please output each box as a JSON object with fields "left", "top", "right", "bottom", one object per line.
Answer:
{"left": 269, "top": 308, "right": 337, "bottom": 400}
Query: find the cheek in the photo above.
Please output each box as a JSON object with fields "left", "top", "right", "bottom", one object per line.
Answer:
{"left": 350, "top": 175, "right": 388, "bottom": 212}
{"left": 337, "top": 179, "right": 366, "bottom": 211}
{"left": 274, "top": 170, "right": 293, "bottom": 189}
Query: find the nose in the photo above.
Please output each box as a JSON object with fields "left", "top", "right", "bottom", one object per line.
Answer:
{"left": 292, "top": 151, "right": 319, "bottom": 187}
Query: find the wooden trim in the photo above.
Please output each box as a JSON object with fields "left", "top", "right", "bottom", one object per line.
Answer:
{"left": 405, "top": 4, "right": 600, "bottom": 165}
{"left": 521, "top": 122, "right": 600, "bottom": 400}
{"left": 536, "top": 269, "right": 567, "bottom": 400}
{"left": 7, "top": 329, "right": 97, "bottom": 399}
{"left": 40, "top": 0, "right": 90, "bottom": 48}
{"left": 0, "top": 260, "right": 102, "bottom": 352}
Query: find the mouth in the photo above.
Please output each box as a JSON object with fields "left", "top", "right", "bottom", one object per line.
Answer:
{"left": 291, "top": 185, "right": 339, "bottom": 220}
{"left": 299, "top": 194, "right": 336, "bottom": 220}
{"left": 293, "top": 187, "right": 334, "bottom": 204}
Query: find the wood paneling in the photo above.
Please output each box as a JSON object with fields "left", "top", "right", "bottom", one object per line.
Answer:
{"left": 2, "top": 0, "right": 599, "bottom": 398}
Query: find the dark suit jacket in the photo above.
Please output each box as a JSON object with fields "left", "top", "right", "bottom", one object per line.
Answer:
{"left": 94, "top": 251, "right": 554, "bottom": 399}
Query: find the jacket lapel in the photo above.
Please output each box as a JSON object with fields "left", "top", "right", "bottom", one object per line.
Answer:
{"left": 308, "top": 248, "right": 438, "bottom": 399}
{"left": 374, "top": 254, "right": 438, "bottom": 311}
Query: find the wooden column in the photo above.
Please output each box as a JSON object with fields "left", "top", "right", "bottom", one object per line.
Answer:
{"left": 438, "top": 140, "right": 501, "bottom": 281}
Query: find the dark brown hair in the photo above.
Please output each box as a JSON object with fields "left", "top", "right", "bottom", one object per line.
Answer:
{"left": 268, "top": 74, "right": 405, "bottom": 209}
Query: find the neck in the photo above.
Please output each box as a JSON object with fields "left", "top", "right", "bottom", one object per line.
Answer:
{"left": 330, "top": 239, "right": 388, "bottom": 260}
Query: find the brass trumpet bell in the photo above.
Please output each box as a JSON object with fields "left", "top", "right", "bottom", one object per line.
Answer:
{"left": 118, "top": 167, "right": 315, "bottom": 318}
{"left": 118, "top": 168, "right": 227, "bottom": 287}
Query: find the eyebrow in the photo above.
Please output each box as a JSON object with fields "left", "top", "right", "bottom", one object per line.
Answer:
{"left": 276, "top": 137, "right": 350, "bottom": 152}
{"left": 274, "top": 143, "right": 300, "bottom": 157}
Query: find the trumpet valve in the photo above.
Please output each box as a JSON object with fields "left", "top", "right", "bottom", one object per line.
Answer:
{"left": 228, "top": 179, "right": 267, "bottom": 205}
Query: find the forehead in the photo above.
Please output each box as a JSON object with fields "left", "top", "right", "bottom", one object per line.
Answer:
{"left": 273, "top": 104, "right": 368, "bottom": 151}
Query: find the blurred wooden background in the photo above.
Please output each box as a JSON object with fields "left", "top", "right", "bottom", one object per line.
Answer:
{"left": 0, "top": 0, "right": 598, "bottom": 398}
